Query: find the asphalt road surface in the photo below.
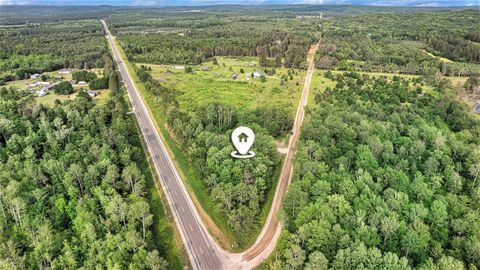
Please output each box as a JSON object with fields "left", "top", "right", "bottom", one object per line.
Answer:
{"left": 101, "top": 19, "right": 318, "bottom": 270}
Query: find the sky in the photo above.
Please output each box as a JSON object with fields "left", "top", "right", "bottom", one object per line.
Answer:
{"left": 0, "top": 0, "right": 477, "bottom": 6}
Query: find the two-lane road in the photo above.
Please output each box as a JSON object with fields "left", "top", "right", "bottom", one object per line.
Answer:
{"left": 101, "top": 20, "right": 225, "bottom": 270}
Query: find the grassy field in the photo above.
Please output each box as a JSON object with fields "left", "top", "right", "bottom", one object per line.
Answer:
{"left": 422, "top": 49, "right": 454, "bottom": 63}
{"left": 35, "top": 89, "right": 111, "bottom": 106}
{"left": 139, "top": 56, "right": 305, "bottom": 115}
{"left": 308, "top": 70, "right": 336, "bottom": 108}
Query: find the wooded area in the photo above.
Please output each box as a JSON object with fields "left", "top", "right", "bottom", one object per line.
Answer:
{"left": 0, "top": 86, "right": 172, "bottom": 269}
{"left": 273, "top": 72, "right": 480, "bottom": 269}
{"left": 114, "top": 13, "right": 318, "bottom": 68}
{"left": 314, "top": 10, "right": 480, "bottom": 76}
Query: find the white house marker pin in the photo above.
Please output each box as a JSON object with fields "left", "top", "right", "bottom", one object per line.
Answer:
{"left": 231, "top": 126, "right": 255, "bottom": 159}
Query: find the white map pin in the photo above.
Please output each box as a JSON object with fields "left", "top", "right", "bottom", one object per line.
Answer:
{"left": 231, "top": 126, "right": 255, "bottom": 159}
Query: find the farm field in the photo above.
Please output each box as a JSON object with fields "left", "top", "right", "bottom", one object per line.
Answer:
{"left": 139, "top": 57, "right": 306, "bottom": 115}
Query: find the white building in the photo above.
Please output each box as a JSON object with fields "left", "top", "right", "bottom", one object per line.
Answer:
{"left": 30, "top": 73, "right": 41, "bottom": 79}
{"left": 253, "top": 70, "right": 266, "bottom": 78}
{"left": 87, "top": 90, "right": 97, "bottom": 97}
{"left": 37, "top": 89, "right": 47, "bottom": 97}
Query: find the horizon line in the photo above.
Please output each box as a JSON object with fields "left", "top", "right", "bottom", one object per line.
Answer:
{"left": 1, "top": 3, "right": 478, "bottom": 7}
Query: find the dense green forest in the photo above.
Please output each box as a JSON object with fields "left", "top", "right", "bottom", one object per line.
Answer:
{"left": 0, "top": 80, "right": 173, "bottom": 268}
{"left": 273, "top": 72, "right": 480, "bottom": 269}
{"left": 0, "top": 20, "right": 108, "bottom": 83}
{"left": 314, "top": 10, "right": 480, "bottom": 76}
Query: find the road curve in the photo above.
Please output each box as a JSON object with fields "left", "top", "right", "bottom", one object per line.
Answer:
{"left": 101, "top": 19, "right": 317, "bottom": 270}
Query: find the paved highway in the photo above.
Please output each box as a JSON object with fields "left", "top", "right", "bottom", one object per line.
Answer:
{"left": 101, "top": 19, "right": 318, "bottom": 270}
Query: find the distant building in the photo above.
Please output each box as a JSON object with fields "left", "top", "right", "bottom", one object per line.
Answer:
{"left": 247, "top": 61, "right": 256, "bottom": 67}
{"left": 202, "top": 66, "right": 211, "bottom": 71}
{"left": 30, "top": 73, "right": 41, "bottom": 79}
{"left": 253, "top": 70, "right": 266, "bottom": 78}
{"left": 37, "top": 81, "right": 50, "bottom": 86}
{"left": 174, "top": 66, "right": 185, "bottom": 70}
{"left": 37, "top": 89, "right": 47, "bottom": 97}
{"left": 77, "top": 81, "right": 88, "bottom": 86}
{"left": 87, "top": 90, "right": 97, "bottom": 97}
{"left": 231, "top": 73, "right": 239, "bottom": 80}
{"left": 58, "top": 68, "right": 71, "bottom": 74}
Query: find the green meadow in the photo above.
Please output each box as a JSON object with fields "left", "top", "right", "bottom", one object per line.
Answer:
{"left": 138, "top": 56, "right": 306, "bottom": 115}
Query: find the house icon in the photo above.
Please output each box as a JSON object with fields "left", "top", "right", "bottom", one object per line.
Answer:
{"left": 231, "top": 126, "right": 255, "bottom": 159}
{"left": 238, "top": 132, "right": 248, "bottom": 142}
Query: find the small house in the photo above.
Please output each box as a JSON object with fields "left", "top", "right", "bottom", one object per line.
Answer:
{"left": 253, "top": 70, "right": 266, "bottom": 78}
{"left": 37, "top": 89, "right": 47, "bottom": 97}
{"left": 231, "top": 73, "right": 239, "bottom": 80}
{"left": 247, "top": 61, "right": 256, "bottom": 67}
{"left": 30, "top": 73, "right": 41, "bottom": 79}
{"left": 77, "top": 81, "right": 87, "bottom": 86}
{"left": 202, "top": 66, "right": 211, "bottom": 71}
{"left": 87, "top": 90, "right": 97, "bottom": 97}
{"left": 37, "top": 81, "right": 50, "bottom": 86}
{"left": 174, "top": 66, "right": 185, "bottom": 70}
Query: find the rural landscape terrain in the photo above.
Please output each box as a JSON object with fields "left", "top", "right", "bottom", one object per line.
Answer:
{"left": 0, "top": 3, "right": 479, "bottom": 270}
